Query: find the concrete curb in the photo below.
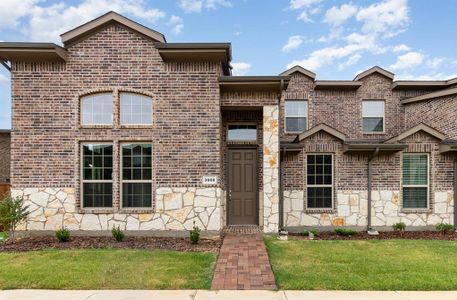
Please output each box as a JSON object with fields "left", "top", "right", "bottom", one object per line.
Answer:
{"left": 2, "top": 290, "right": 457, "bottom": 300}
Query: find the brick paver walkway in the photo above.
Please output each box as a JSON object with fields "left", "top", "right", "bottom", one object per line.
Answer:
{"left": 211, "top": 227, "right": 276, "bottom": 290}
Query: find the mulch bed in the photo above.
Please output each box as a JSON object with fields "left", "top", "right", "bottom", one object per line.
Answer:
{"left": 289, "top": 231, "right": 457, "bottom": 240}
{"left": 0, "top": 235, "right": 222, "bottom": 253}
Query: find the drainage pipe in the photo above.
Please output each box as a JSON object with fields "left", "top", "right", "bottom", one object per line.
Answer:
{"left": 367, "top": 148, "right": 379, "bottom": 231}
{"left": 454, "top": 159, "right": 457, "bottom": 230}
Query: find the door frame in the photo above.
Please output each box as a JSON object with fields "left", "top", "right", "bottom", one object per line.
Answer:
{"left": 226, "top": 145, "right": 259, "bottom": 226}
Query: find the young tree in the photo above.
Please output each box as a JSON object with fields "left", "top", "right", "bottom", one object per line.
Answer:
{"left": 0, "top": 196, "right": 30, "bottom": 242}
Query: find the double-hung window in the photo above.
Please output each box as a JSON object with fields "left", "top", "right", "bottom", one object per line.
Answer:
{"left": 81, "top": 93, "right": 113, "bottom": 125}
{"left": 362, "top": 100, "right": 384, "bottom": 133}
{"left": 121, "top": 143, "right": 153, "bottom": 208}
{"left": 120, "top": 93, "right": 153, "bottom": 125}
{"left": 402, "top": 154, "right": 428, "bottom": 209}
{"left": 81, "top": 144, "right": 113, "bottom": 207}
{"left": 285, "top": 100, "right": 308, "bottom": 133}
{"left": 307, "top": 154, "right": 333, "bottom": 209}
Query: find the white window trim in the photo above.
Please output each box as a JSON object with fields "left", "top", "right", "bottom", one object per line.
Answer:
{"left": 401, "top": 153, "right": 430, "bottom": 210}
{"left": 120, "top": 142, "right": 154, "bottom": 209}
{"left": 80, "top": 93, "right": 114, "bottom": 126}
{"left": 226, "top": 122, "right": 258, "bottom": 142}
{"left": 120, "top": 92, "right": 154, "bottom": 126}
{"left": 80, "top": 142, "right": 114, "bottom": 209}
{"left": 362, "top": 100, "right": 385, "bottom": 134}
{"left": 305, "top": 153, "right": 334, "bottom": 210}
{"left": 285, "top": 100, "right": 308, "bottom": 134}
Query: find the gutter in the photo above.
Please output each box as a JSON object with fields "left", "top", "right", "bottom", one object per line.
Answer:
{"left": 367, "top": 147, "right": 379, "bottom": 232}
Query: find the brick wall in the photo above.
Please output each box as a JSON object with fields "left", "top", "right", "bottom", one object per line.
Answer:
{"left": 11, "top": 24, "right": 223, "bottom": 214}
{"left": 0, "top": 132, "right": 10, "bottom": 183}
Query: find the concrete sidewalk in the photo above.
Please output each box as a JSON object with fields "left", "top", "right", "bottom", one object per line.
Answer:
{"left": 2, "top": 290, "right": 457, "bottom": 300}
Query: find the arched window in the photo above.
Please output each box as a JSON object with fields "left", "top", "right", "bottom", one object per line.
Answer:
{"left": 81, "top": 93, "right": 113, "bottom": 125}
{"left": 120, "top": 92, "right": 153, "bottom": 125}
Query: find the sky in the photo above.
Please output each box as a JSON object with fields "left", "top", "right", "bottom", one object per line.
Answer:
{"left": 0, "top": 0, "right": 457, "bottom": 129}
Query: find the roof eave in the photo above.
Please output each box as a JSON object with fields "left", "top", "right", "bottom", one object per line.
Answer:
{"left": 314, "top": 81, "right": 362, "bottom": 90}
{"left": 401, "top": 87, "right": 457, "bottom": 104}
{"left": 343, "top": 143, "right": 407, "bottom": 153}
{"left": 0, "top": 43, "right": 67, "bottom": 62}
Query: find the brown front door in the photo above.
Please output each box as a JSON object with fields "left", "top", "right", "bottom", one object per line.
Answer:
{"left": 228, "top": 148, "right": 258, "bottom": 225}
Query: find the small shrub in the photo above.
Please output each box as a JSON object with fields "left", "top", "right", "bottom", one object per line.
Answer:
{"left": 335, "top": 228, "right": 357, "bottom": 237}
{"left": 0, "top": 196, "right": 30, "bottom": 241}
{"left": 303, "top": 229, "right": 319, "bottom": 237}
{"left": 55, "top": 227, "right": 70, "bottom": 242}
{"left": 190, "top": 222, "right": 201, "bottom": 244}
{"left": 392, "top": 222, "right": 406, "bottom": 231}
{"left": 112, "top": 225, "right": 125, "bottom": 242}
{"left": 0, "top": 232, "right": 8, "bottom": 243}
{"left": 436, "top": 223, "right": 453, "bottom": 234}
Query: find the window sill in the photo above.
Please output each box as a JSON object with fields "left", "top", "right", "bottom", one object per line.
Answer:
{"left": 400, "top": 209, "right": 432, "bottom": 214}
{"left": 120, "top": 125, "right": 154, "bottom": 129}
{"left": 79, "top": 125, "right": 114, "bottom": 129}
{"left": 118, "top": 209, "right": 154, "bottom": 214}
{"left": 304, "top": 209, "right": 335, "bottom": 214}
{"left": 362, "top": 132, "right": 386, "bottom": 135}
{"left": 78, "top": 208, "right": 115, "bottom": 214}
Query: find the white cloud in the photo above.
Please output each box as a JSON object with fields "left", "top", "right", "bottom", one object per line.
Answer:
{"left": 25, "top": 0, "right": 167, "bottom": 43}
{"left": 168, "top": 15, "right": 184, "bottom": 34}
{"left": 338, "top": 54, "right": 362, "bottom": 70}
{"left": 178, "top": 0, "right": 231, "bottom": 13}
{"left": 356, "top": 0, "right": 409, "bottom": 37}
{"left": 389, "top": 51, "right": 424, "bottom": 70}
{"left": 297, "top": 11, "right": 313, "bottom": 23}
{"left": 426, "top": 57, "right": 444, "bottom": 69}
{"left": 324, "top": 3, "right": 358, "bottom": 27}
{"left": 289, "top": 0, "right": 323, "bottom": 10}
{"left": 392, "top": 44, "right": 411, "bottom": 53}
{"left": 290, "top": 0, "right": 322, "bottom": 23}
{"left": 231, "top": 62, "right": 251, "bottom": 76}
{"left": 282, "top": 35, "right": 311, "bottom": 52}
{"left": 0, "top": 0, "right": 38, "bottom": 29}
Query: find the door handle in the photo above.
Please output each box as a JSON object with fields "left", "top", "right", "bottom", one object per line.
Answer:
{"left": 228, "top": 190, "right": 232, "bottom": 201}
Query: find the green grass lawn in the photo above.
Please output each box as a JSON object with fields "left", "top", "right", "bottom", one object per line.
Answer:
{"left": 265, "top": 237, "right": 457, "bottom": 290}
{"left": 0, "top": 249, "right": 216, "bottom": 290}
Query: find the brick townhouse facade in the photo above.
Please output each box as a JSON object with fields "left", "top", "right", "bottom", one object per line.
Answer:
{"left": 0, "top": 12, "right": 456, "bottom": 233}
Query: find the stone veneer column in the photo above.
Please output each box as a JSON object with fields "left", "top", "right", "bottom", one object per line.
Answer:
{"left": 263, "top": 105, "right": 280, "bottom": 232}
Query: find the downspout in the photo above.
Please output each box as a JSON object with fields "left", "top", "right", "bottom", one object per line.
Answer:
{"left": 367, "top": 147, "right": 379, "bottom": 231}
{"left": 454, "top": 158, "right": 457, "bottom": 231}
{"left": 278, "top": 79, "right": 285, "bottom": 232}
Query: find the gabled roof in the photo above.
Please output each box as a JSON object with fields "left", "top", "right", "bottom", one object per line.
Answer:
{"left": 295, "top": 123, "right": 346, "bottom": 142}
{"left": 386, "top": 123, "right": 445, "bottom": 143}
{"left": 60, "top": 11, "right": 166, "bottom": 46}
{"left": 0, "top": 42, "right": 67, "bottom": 62}
{"left": 280, "top": 65, "right": 316, "bottom": 80}
{"left": 401, "top": 87, "right": 457, "bottom": 104}
{"left": 354, "top": 66, "right": 394, "bottom": 81}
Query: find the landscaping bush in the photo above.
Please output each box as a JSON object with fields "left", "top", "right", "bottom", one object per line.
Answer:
{"left": 189, "top": 222, "right": 201, "bottom": 244}
{"left": 436, "top": 223, "right": 453, "bottom": 234}
{"left": 303, "top": 229, "right": 319, "bottom": 237}
{"left": 392, "top": 222, "right": 406, "bottom": 231}
{"left": 0, "top": 232, "right": 8, "bottom": 243}
{"left": 55, "top": 227, "right": 70, "bottom": 242}
{"left": 0, "top": 196, "right": 29, "bottom": 241}
{"left": 112, "top": 225, "right": 125, "bottom": 242}
{"left": 335, "top": 228, "right": 357, "bottom": 237}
